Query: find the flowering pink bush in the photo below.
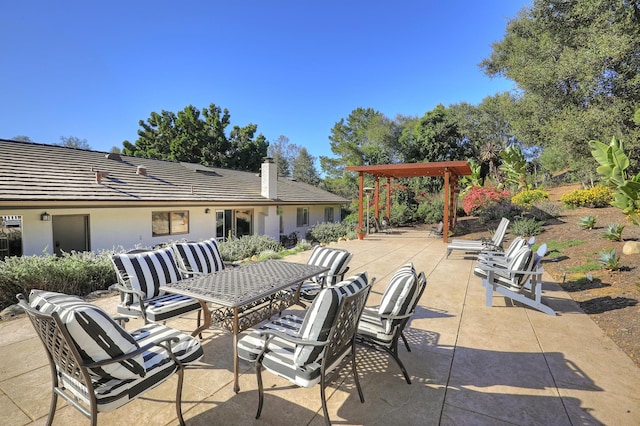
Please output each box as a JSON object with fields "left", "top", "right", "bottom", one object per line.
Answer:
{"left": 462, "top": 186, "right": 511, "bottom": 216}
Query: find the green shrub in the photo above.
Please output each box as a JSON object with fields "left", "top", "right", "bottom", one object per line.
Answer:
{"left": 0, "top": 250, "right": 116, "bottom": 311}
{"left": 578, "top": 215, "right": 597, "bottom": 230}
{"left": 389, "top": 203, "right": 413, "bottom": 226}
{"left": 511, "top": 218, "right": 543, "bottom": 237}
{"left": 415, "top": 197, "right": 444, "bottom": 224}
{"left": 602, "top": 224, "right": 625, "bottom": 241}
{"left": 560, "top": 185, "right": 613, "bottom": 208}
{"left": 511, "top": 189, "right": 549, "bottom": 208}
{"left": 306, "top": 222, "right": 351, "bottom": 244}
{"left": 218, "top": 234, "right": 281, "bottom": 262}
{"left": 256, "top": 250, "right": 282, "bottom": 261}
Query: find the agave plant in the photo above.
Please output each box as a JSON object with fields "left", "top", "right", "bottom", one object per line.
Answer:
{"left": 602, "top": 224, "right": 625, "bottom": 241}
{"left": 597, "top": 248, "right": 621, "bottom": 271}
{"left": 578, "top": 215, "right": 596, "bottom": 230}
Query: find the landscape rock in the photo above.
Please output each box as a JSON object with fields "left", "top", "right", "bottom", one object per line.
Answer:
{"left": 622, "top": 241, "right": 640, "bottom": 255}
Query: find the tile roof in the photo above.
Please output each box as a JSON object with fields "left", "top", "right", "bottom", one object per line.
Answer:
{"left": 0, "top": 139, "right": 348, "bottom": 208}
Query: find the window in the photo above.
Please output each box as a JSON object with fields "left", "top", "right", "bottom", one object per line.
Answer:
{"left": 216, "top": 209, "right": 253, "bottom": 240}
{"left": 235, "top": 209, "right": 253, "bottom": 237}
{"left": 296, "top": 207, "right": 309, "bottom": 227}
{"left": 0, "top": 215, "right": 22, "bottom": 259}
{"left": 152, "top": 211, "right": 189, "bottom": 237}
{"left": 324, "top": 207, "right": 334, "bottom": 223}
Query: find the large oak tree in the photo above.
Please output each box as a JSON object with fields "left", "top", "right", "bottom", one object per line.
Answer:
{"left": 481, "top": 0, "right": 640, "bottom": 179}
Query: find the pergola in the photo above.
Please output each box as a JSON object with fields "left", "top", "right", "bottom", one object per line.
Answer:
{"left": 345, "top": 161, "right": 472, "bottom": 242}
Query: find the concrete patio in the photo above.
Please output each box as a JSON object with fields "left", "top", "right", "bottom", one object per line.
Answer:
{"left": 1, "top": 228, "right": 639, "bottom": 425}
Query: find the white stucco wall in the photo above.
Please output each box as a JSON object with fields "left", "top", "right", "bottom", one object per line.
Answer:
{"left": 279, "top": 204, "right": 342, "bottom": 240}
{"left": 1, "top": 203, "right": 343, "bottom": 256}
{"left": 1, "top": 206, "right": 219, "bottom": 256}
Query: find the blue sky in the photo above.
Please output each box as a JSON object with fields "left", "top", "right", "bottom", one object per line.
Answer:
{"left": 1, "top": 1, "right": 531, "bottom": 164}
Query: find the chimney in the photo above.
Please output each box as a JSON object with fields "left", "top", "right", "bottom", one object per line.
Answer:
{"left": 261, "top": 157, "right": 277, "bottom": 199}
{"left": 95, "top": 171, "right": 109, "bottom": 184}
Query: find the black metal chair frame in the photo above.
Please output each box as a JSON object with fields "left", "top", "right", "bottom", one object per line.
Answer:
{"left": 356, "top": 271, "right": 427, "bottom": 384}
{"left": 254, "top": 283, "right": 372, "bottom": 426}
{"left": 17, "top": 294, "right": 189, "bottom": 426}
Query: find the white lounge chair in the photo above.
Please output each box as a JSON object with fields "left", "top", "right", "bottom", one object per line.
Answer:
{"left": 475, "top": 244, "right": 555, "bottom": 316}
{"left": 446, "top": 217, "right": 510, "bottom": 258}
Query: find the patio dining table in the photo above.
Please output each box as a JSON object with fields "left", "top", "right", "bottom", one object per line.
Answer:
{"left": 160, "top": 259, "right": 329, "bottom": 393}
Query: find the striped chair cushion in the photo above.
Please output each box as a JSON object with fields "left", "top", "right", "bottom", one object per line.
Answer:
{"left": 29, "top": 290, "right": 145, "bottom": 380}
{"left": 298, "top": 247, "right": 353, "bottom": 301}
{"left": 237, "top": 314, "right": 304, "bottom": 362}
{"left": 508, "top": 247, "right": 533, "bottom": 287}
{"left": 378, "top": 263, "right": 417, "bottom": 316}
{"left": 116, "top": 293, "right": 201, "bottom": 322}
{"left": 474, "top": 247, "right": 532, "bottom": 290}
{"left": 260, "top": 341, "right": 351, "bottom": 388}
{"left": 307, "top": 246, "right": 352, "bottom": 286}
{"left": 111, "top": 247, "right": 182, "bottom": 302}
{"left": 334, "top": 271, "right": 369, "bottom": 297}
{"left": 173, "top": 239, "right": 225, "bottom": 275}
{"left": 58, "top": 323, "right": 203, "bottom": 413}
{"left": 378, "top": 263, "right": 418, "bottom": 333}
{"left": 238, "top": 272, "right": 369, "bottom": 364}
{"left": 357, "top": 306, "right": 395, "bottom": 346}
{"left": 293, "top": 287, "right": 341, "bottom": 367}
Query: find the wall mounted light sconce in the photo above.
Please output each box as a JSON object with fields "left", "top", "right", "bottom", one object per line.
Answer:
{"left": 40, "top": 212, "right": 51, "bottom": 221}
{"left": 204, "top": 208, "right": 211, "bottom": 214}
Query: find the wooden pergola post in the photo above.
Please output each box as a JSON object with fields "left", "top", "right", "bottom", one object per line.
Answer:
{"left": 374, "top": 178, "right": 380, "bottom": 220}
{"left": 358, "top": 173, "right": 364, "bottom": 229}
{"left": 386, "top": 178, "right": 391, "bottom": 222}
{"left": 443, "top": 168, "right": 451, "bottom": 242}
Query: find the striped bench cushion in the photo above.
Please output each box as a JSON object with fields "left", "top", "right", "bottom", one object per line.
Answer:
{"left": 58, "top": 323, "right": 203, "bottom": 413}
{"left": 173, "top": 239, "right": 225, "bottom": 275}
{"left": 29, "top": 290, "right": 145, "bottom": 380}
{"left": 111, "top": 247, "right": 182, "bottom": 303}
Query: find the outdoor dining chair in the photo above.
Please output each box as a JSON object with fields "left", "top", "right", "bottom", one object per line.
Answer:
{"left": 296, "top": 245, "right": 353, "bottom": 304}
{"left": 110, "top": 246, "right": 202, "bottom": 328}
{"left": 172, "top": 238, "right": 228, "bottom": 277}
{"left": 356, "top": 263, "right": 427, "bottom": 384}
{"left": 238, "top": 272, "right": 372, "bottom": 426}
{"left": 17, "top": 290, "right": 203, "bottom": 426}
{"left": 427, "top": 221, "right": 444, "bottom": 237}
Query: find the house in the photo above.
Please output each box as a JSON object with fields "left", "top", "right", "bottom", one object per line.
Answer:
{"left": 0, "top": 139, "right": 349, "bottom": 257}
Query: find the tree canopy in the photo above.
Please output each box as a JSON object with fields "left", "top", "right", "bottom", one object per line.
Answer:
{"left": 480, "top": 0, "right": 640, "bottom": 179}
{"left": 122, "top": 103, "right": 267, "bottom": 172}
